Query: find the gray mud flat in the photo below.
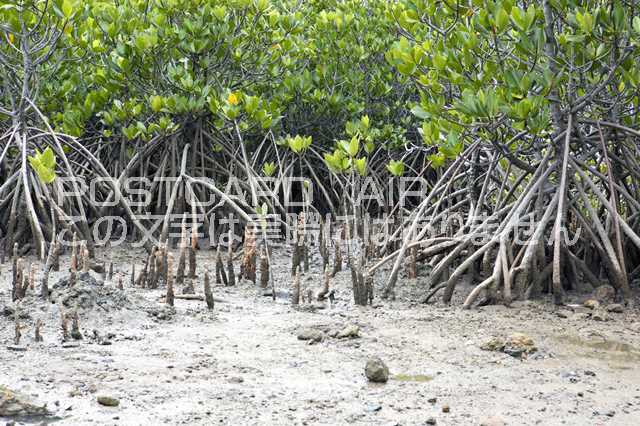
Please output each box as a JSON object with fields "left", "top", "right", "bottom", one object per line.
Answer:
{"left": 1, "top": 246, "right": 640, "bottom": 425}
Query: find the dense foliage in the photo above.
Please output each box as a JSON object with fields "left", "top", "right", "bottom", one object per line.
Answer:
{"left": 3, "top": 0, "right": 640, "bottom": 306}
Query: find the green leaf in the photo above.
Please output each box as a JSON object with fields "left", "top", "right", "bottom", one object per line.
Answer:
{"left": 62, "top": 0, "right": 74, "bottom": 18}
{"left": 340, "top": 136, "right": 360, "bottom": 157}
{"left": 511, "top": 7, "right": 526, "bottom": 31}
{"left": 575, "top": 11, "right": 594, "bottom": 34}
{"left": 28, "top": 148, "right": 57, "bottom": 184}
{"left": 361, "top": 115, "right": 370, "bottom": 129}
{"left": 386, "top": 160, "right": 405, "bottom": 176}
{"left": 364, "top": 140, "right": 374, "bottom": 154}
{"left": 495, "top": 8, "right": 510, "bottom": 32}
{"left": 262, "top": 162, "right": 276, "bottom": 177}
{"left": 213, "top": 6, "right": 227, "bottom": 20}
{"left": 41, "top": 147, "right": 55, "bottom": 169}
{"left": 633, "top": 16, "right": 640, "bottom": 34}
{"left": 150, "top": 95, "right": 163, "bottom": 113}
{"left": 354, "top": 157, "right": 367, "bottom": 176}
{"left": 432, "top": 53, "right": 447, "bottom": 71}
{"left": 428, "top": 152, "right": 446, "bottom": 168}
{"left": 410, "top": 105, "right": 429, "bottom": 120}
{"left": 324, "top": 150, "right": 347, "bottom": 173}
{"left": 287, "top": 135, "right": 312, "bottom": 154}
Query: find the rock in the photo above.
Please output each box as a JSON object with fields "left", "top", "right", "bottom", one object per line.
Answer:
{"left": 1, "top": 305, "right": 31, "bottom": 320}
{"left": 592, "top": 285, "right": 616, "bottom": 303}
{"left": 336, "top": 325, "right": 360, "bottom": 339}
{"left": 96, "top": 396, "right": 119, "bottom": 407}
{"left": 90, "top": 262, "right": 106, "bottom": 274}
{"left": 480, "top": 337, "right": 505, "bottom": 352}
{"left": 428, "top": 397, "right": 437, "bottom": 404}
{"left": 425, "top": 417, "right": 437, "bottom": 425}
{"left": 561, "top": 371, "right": 579, "bottom": 382}
{"left": 572, "top": 313, "right": 592, "bottom": 321}
{"left": 365, "top": 357, "right": 389, "bottom": 383}
{"left": 566, "top": 304, "right": 592, "bottom": 314}
{"left": 503, "top": 333, "right": 537, "bottom": 358}
{"left": 238, "top": 278, "right": 253, "bottom": 286}
{"left": 6, "top": 345, "right": 27, "bottom": 352}
{"left": 592, "top": 311, "right": 608, "bottom": 322}
{"left": 480, "top": 416, "right": 506, "bottom": 426}
{"left": 228, "top": 377, "right": 244, "bottom": 384}
{"left": 365, "top": 403, "right": 382, "bottom": 412}
{"left": 52, "top": 272, "right": 130, "bottom": 311}
{"left": 146, "top": 305, "right": 175, "bottom": 321}
{"left": 583, "top": 299, "right": 600, "bottom": 310}
{"left": 0, "top": 385, "right": 50, "bottom": 417}
{"left": 297, "top": 328, "right": 323, "bottom": 342}
{"left": 607, "top": 304, "right": 624, "bottom": 313}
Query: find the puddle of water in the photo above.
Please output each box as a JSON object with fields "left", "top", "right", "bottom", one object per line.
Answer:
{"left": 555, "top": 334, "right": 640, "bottom": 365}
{"left": 392, "top": 374, "right": 433, "bottom": 382}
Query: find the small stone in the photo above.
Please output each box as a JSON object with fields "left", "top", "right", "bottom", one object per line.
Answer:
{"left": 572, "top": 313, "right": 591, "bottom": 321}
{"left": 577, "top": 392, "right": 584, "bottom": 397}
{"left": 336, "top": 325, "right": 360, "bottom": 339}
{"left": 365, "top": 357, "right": 389, "bottom": 383}
{"left": 425, "top": 417, "right": 437, "bottom": 425}
{"left": 480, "top": 337, "right": 505, "bottom": 352}
{"left": 228, "top": 377, "right": 244, "bottom": 384}
{"left": 297, "top": 328, "right": 324, "bottom": 342}
{"left": 561, "top": 371, "right": 579, "bottom": 382}
{"left": 607, "top": 304, "right": 624, "bottom": 313}
{"left": 365, "top": 403, "right": 382, "bottom": 412}
{"left": 583, "top": 299, "right": 600, "bottom": 310}
{"left": 566, "top": 304, "right": 592, "bottom": 314}
{"left": 584, "top": 370, "right": 596, "bottom": 377}
{"left": 480, "top": 416, "right": 506, "bottom": 426}
{"left": 503, "top": 333, "right": 537, "bottom": 358}
{"left": 606, "top": 410, "right": 615, "bottom": 417}
{"left": 0, "top": 385, "right": 50, "bottom": 417}
{"left": 592, "top": 311, "right": 608, "bottom": 322}
{"left": 592, "top": 285, "right": 616, "bottom": 303}
{"left": 442, "top": 404, "right": 450, "bottom": 413}
{"left": 96, "top": 396, "right": 119, "bottom": 407}
{"left": 428, "top": 397, "right": 437, "bottom": 404}
{"left": 6, "top": 345, "right": 27, "bottom": 352}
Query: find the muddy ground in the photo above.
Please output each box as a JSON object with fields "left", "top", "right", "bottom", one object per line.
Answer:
{"left": 1, "top": 245, "right": 640, "bottom": 426}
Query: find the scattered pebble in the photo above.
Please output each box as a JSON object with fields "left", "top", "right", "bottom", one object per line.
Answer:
{"left": 97, "top": 396, "right": 120, "bottom": 407}
{"left": 336, "top": 324, "right": 360, "bottom": 339}
{"left": 365, "top": 357, "right": 389, "bottom": 383}
{"left": 297, "top": 328, "right": 324, "bottom": 343}
{"left": 480, "top": 416, "right": 506, "bottom": 426}
{"left": 6, "top": 345, "right": 27, "bottom": 352}
{"left": 607, "top": 304, "right": 624, "bottom": 313}
{"left": 365, "top": 403, "right": 382, "bottom": 412}
{"left": 0, "top": 385, "right": 50, "bottom": 417}
{"left": 583, "top": 299, "right": 600, "bottom": 310}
